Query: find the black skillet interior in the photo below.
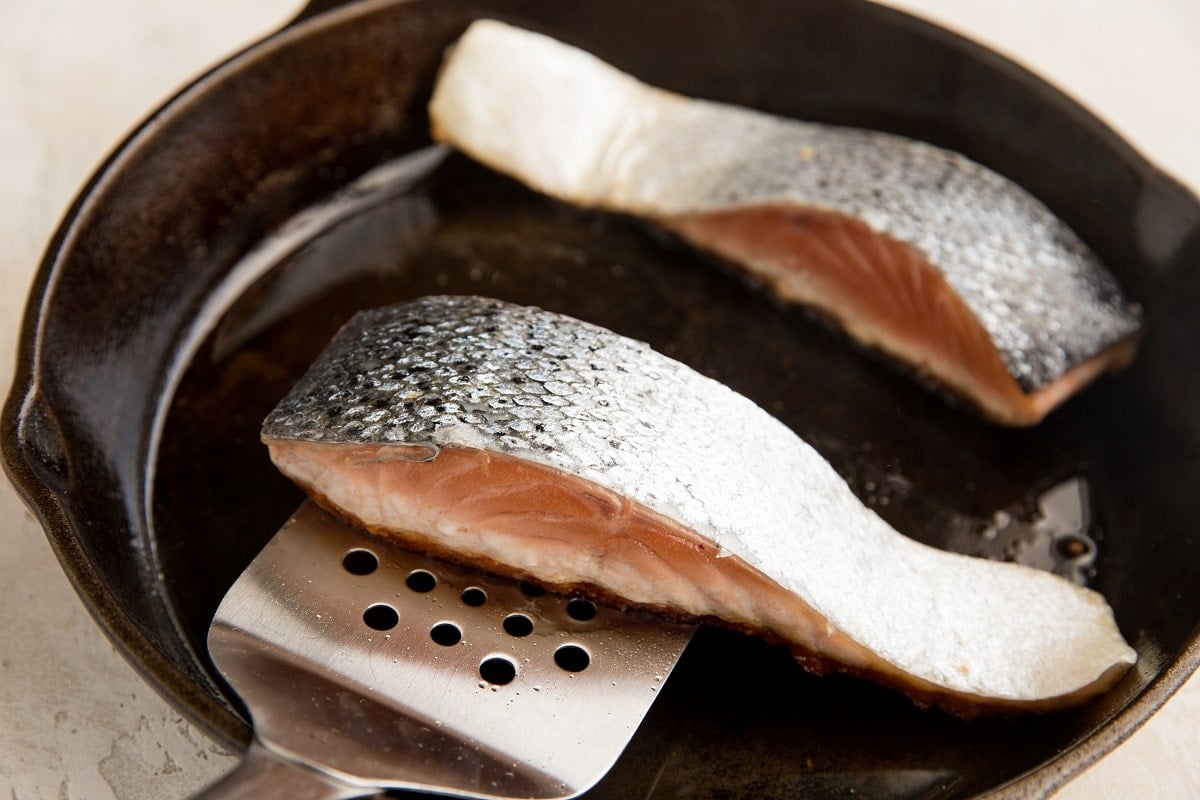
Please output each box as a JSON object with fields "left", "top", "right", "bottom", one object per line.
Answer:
{"left": 6, "top": 1, "right": 1200, "bottom": 798}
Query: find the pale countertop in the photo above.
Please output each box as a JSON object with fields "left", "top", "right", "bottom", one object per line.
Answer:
{"left": 1, "top": 1, "right": 1197, "bottom": 798}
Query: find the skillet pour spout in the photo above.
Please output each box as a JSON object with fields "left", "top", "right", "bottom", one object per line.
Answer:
{"left": 4, "top": 1, "right": 1200, "bottom": 798}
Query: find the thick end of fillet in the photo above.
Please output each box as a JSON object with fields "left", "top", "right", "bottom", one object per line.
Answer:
{"left": 667, "top": 206, "right": 1139, "bottom": 425}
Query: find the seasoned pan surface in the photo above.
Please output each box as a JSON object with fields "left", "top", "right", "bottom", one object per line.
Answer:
{"left": 6, "top": 1, "right": 1200, "bottom": 798}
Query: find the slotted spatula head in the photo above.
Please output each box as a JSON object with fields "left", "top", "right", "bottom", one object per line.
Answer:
{"left": 198, "top": 501, "right": 694, "bottom": 799}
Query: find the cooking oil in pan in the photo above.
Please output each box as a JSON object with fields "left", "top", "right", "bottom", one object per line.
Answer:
{"left": 938, "top": 477, "right": 1099, "bottom": 585}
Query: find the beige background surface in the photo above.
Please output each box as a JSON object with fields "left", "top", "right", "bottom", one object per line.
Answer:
{"left": 1, "top": 1, "right": 1197, "bottom": 798}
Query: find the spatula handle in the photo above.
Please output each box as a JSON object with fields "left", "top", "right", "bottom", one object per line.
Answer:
{"left": 193, "top": 740, "right": 383, "bottom": 800}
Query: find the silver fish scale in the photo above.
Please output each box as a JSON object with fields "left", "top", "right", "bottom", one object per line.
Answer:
{"left": 605, "top": 102, "right": 1142, "bottom": 391}
{"left": 270, "top": 299, "right": 667, "bottom": 453}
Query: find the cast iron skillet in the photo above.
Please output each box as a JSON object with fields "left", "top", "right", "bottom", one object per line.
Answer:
{"left": 5, "top": 0, "right": 1200, "bottom": 797}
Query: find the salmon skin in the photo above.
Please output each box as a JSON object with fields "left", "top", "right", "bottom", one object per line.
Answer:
{"left": 262, "top": 296, "right": 1135, "bottom": 715}
{"left": 428, "top": 20, "right": 1143, "bottom": 426}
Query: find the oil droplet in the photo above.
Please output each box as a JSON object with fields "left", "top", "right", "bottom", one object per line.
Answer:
{"left": 1057, "top": 536, "right": 1090, "bottom": 558}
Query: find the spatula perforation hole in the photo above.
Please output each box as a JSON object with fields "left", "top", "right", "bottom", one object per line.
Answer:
{"left": 566, "top": 598, "right": 597, "bottom": 621}
{"left": 460, "top": 587, "right": 487, "bottom": 607}
{"left": 502, "top": 613, "right": 534, "bottom": 637}
{"left": 479, "top": 656, "right": 517, "bottom": 685}
{"left": 554, "top": 644, "right": 590, "bottom": 673}
{"left": 363, "top": 603, "right": 399, "bottom": 631}
{"left": 406, "top": 569, "right": 437, "bottom": 593}
{"left": 342, "top": 549, "right": 378, "bottom": 575}
{"left": 430, "top": 622, "right": 462, "bottom": 646}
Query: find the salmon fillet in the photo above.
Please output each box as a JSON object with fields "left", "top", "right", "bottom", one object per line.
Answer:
{"left": 427, "top": 20, "right": 1143, "bottom": 426}
{"left": 261, "top": 296, "right": 1136, "bottom": 715}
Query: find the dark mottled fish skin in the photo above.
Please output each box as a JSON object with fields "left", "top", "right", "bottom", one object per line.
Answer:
{"left": 427, "top": 20, "right": 1142, "bottom": 393}
{"left": 260, "top": 295, "right": 652, "bottom": 451}
{"left": 262, "top": 295, "right": 1134, "bottom": 707}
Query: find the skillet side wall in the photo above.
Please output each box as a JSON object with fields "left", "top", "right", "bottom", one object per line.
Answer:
{"left": 4, "top": 0, "right": 1199, "bottom": 796}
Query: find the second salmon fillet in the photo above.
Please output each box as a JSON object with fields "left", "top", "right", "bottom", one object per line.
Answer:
{"left": 428, "top": 20, "right": 1143, "bottom": 426}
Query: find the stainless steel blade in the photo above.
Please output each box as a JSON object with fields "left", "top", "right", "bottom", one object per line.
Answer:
{"left": 200, "top": 501, "right": 694, "bottom": 799}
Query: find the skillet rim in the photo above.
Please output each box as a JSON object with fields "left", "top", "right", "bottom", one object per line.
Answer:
{"left": 3, "top": 0, "right": 1199, "bottom": 796}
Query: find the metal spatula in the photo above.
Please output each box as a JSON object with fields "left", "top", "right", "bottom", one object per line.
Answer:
{"left": 195, "top": 501, "right": 694, "bottom": 799}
